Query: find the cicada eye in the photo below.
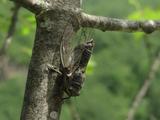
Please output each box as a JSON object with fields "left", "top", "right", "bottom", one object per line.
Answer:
{"left": 86, "top": 39, "right": 94, "bottom": 44}
{"left": 85, "top": 40, "right": 94, "bottom": 49}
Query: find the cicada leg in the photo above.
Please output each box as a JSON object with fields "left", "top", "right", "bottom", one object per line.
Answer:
{"left": 62, "top": 89, "right": 71, "bottom": 100}
{"left": 47, "top": 64, "right": 62, "bottom": 75}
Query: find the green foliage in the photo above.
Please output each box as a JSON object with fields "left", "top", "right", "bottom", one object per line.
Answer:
{"left": 0, "top": 0, "right": 160, "bottom": 120}
{"left": 86, "top": 58, "right": 96, "bottom": 75}
{"left": 128, "top": 7, "right": 160, "bottom": 20}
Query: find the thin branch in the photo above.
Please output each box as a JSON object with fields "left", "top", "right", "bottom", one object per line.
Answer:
{"left": 0, "top": 3, "right": 20, "bottom": 80}
{"left": 126, "top": 51, "right": 160, "bottom": 120}
{"left": 0, "top": 4, "right": 20, "bottom": 56}
{"left": 10, "top": 0, "right": 44, "bottom": 14}
{"left": 67, "top": 100, "right": 81, "bottom": 120}
{"left": 80, "top": 12, "right": 160, "bottom": 34}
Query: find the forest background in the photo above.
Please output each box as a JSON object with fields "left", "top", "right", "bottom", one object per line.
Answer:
{"left": 0, "top": 0, "right": 160, "bottom": 120}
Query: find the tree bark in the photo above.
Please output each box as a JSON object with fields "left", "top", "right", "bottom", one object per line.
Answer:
{"left": 19, "top": 1, "right": 81, "bottom": 120}
{"left": 80, "top": 13, "right": 160, "bottom": 33}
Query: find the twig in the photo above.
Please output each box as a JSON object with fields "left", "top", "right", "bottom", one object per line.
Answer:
{"left": 80, "top": 12, "right": 160, "bottom": 34}
{"left": 10, "top": 0, "right": 42, "bottom": 14}
{"left": 0, "top": 3, "right": 20, "bottom": 80}
{"left": 126, "top": 50, "right": 160, "bottom": 120}
{"left": 67, "top": 100, "right": 81, "bottom": 120}
{"left": 0, "top": 3, "right": 20, "bottom": 55}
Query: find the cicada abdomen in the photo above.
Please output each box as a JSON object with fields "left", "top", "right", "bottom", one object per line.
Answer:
{"left": 67, "top": 69, "right": 85, "bottom": 96}
{"left": 79, "top": 39, "right": 94, "bottom": 69}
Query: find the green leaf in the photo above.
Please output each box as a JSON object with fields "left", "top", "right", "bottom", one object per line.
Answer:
{"left": 21, "top": 27, "right": 30, "bottom": 36}
{"left": 86, "top": 58, "right": 96, "bottom": 75}
{"left": 128, "top": 7, "right": 160, "bottom": 20}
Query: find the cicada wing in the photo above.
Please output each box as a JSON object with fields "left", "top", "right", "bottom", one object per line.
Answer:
{"left": 70, "top": 43, "right": 84, "bottom": 71}
{"left": 60, "top": 27, "right": 94, "bottom": 70}
{"left": 66, "top": 29, "right": 89, "bottom": 72}
{"left": 80, "top": 28, "right": 94, "bottom": 43}
{"left": 60, "top": 24, "right": 75, "bottom": 68}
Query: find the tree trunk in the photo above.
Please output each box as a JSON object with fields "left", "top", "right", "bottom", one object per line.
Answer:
{"left": 20, "top": 1, "right": 81, "bottom": 120}
{"left": 10, "top": 0, "right": 160, "bottom": 120}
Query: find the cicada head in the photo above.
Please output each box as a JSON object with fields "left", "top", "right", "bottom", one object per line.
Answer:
{"left": 84, "top": 39, "right": 94, "bottom": 51}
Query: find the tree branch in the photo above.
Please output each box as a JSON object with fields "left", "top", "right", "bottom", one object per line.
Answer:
{"left": 0, "top": 3, "right": 20, "bottom": 55}
{"left": 10, "top": 0, "right": 44, "bottom": 14}
{"left": 80, "top": 12, "right": 160, "bottom": 34}
{"left": 126, "top": 50, "right": 160, "bottom": 120}
{"left": 0, "top": 3, "right": 20, "bottom": 80}
{"left": 67, "top": 100, "right": 81, "bottom": 120}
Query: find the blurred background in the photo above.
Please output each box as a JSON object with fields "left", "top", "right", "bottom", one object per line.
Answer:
{"left": 0, "top": 0, "right": 160, "bottom": 120}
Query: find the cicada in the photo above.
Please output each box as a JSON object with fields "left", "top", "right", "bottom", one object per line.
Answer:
{"left": 49, "top": 25, "right": 94, "bottom": 99}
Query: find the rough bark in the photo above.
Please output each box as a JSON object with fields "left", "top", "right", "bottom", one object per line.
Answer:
{"left": 19, "top": 1, "right": 80, "bottom": 120}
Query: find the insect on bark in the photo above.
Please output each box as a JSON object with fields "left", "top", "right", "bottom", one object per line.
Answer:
{"left": 48, "top": 25, "right": 94, "bottom": 99}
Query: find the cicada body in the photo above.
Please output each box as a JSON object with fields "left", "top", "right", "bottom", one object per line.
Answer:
{"left": 62, "top": 40, "right": 94, "bottom": 98}
{"left": 57, "top": 25, "right": 94, "bottom": 99}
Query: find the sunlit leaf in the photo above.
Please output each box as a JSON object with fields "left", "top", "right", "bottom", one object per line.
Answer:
{"left": 86, "top": 58, "right": 96, "bottom": 75}
{"left": 21, "top": 27, "right": 30, "bottom": 36}
{"left": 128, "top": 7, "right": 160, "bottom": 20}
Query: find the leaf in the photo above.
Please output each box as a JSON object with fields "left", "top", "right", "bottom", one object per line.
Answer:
{"left": 21, "top": 27, "right": 30, "bottom": 36}
{"left": 128, "top": 7, "right": 160, "bottom": 20}
{"left": 86, "top": 58, "right": 96, "bottom": 75}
